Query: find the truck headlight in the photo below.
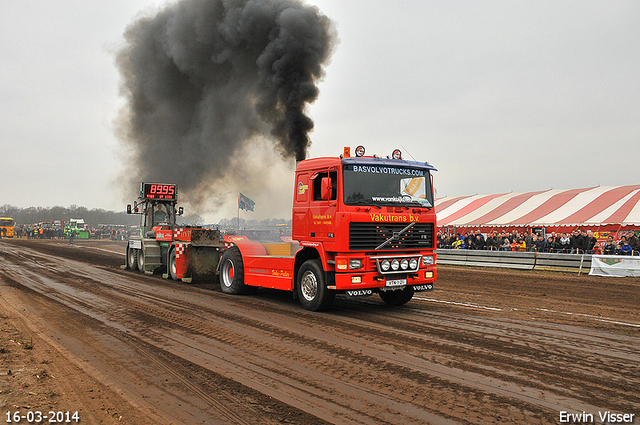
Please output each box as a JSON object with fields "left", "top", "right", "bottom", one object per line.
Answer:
{"left": 381, "top": 260, "right": 391, "bottom": 271}
{"left": 391, "top": 259, "right": 400, "bottom": 271}
{"left": 349, "top": 259, "right": 363, "bottom": 270}
{"left": 409, "top": 258, "right": 419, "bottom": 269}
{"left": 422, "top": 255, "right": 434, "bottom": 266}
{"left": 400, "top": 259, "right": 409, "bottom": 270}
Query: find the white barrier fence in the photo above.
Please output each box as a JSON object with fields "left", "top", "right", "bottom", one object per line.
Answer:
{"left": 436, "top": 249, "right": 592, "bottom": 273}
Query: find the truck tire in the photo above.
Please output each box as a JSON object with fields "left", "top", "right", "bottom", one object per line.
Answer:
{"left": 127, "top": 247, "right": 138, "bottom": 271}
{"left": 219, "top": 247, "right": 255, "bottom": 295}
{"left": 169, "top": 249, "right": 177, "bottom": 280}
{"left": 138, "top": 249, "right": 145, "bottom": 272}
{"left": 297, "top": 259, "right": 335, "bottom": 311}
{"left": 379, "top": 286, "right": 414, "bottom": 306}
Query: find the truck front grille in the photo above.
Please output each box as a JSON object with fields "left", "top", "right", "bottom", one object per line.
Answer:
{"left": 349, "top": 222, "right": 434, "bottom": 251}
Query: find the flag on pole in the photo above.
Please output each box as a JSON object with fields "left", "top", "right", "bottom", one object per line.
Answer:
{"left": 238, "top": 193, "right": 255, "bottom": 212}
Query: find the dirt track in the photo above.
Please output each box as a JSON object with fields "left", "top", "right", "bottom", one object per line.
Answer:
{"left": 1, "top": 238, "right": 639, "bottom": 424}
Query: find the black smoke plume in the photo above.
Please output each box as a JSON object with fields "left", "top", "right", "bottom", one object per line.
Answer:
{"left": 116, "top": 0, "right": 336, "bottom": 208}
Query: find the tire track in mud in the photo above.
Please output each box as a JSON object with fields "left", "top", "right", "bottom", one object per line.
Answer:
{"left": 327, "top": 303, "right": 640, "bottom": 410}
{"left": 1, "top": 247, "right": 493, "bottom": 424}
{"left": 0, "top": 243, "right": 330, "bottom": 425}
{"left": 1, "top": 244, "right": 465, "bottom": 424}
{"left": 2, "top": 240, "right": 639, "bottom": 424}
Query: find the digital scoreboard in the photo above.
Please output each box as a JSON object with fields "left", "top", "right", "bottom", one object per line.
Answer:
{"left": 142, "top": 183, "right": 177, "bottom": 200}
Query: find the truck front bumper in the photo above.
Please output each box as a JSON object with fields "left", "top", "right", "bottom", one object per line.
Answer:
{"left": 332, "top": 267, "right": 436, "bottom": 292}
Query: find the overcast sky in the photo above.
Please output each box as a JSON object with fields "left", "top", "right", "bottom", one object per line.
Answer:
{"left": 2, "top": 0, "right": 638, "bottom": 222}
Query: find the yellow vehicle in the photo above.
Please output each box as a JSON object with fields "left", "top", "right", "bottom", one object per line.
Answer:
{"left": 0, "top": 217, "right": 15, "bottom": 238}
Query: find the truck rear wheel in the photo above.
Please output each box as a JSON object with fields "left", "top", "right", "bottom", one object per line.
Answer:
{"left": 127, "top": 247, "right": 138, "bottom": 270}
{"left": 379, "top": 286, "right": 414, "bottom": 306}
{"left": 297, "top": 260, "right": 335, "bottom": 311}
{"left": 219, "top": 247, "right": 255, "bottom": 295}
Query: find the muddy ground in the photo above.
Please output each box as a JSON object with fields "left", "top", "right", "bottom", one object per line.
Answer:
{"left": 0, "top": 238, "right": 639, "bottom": 424}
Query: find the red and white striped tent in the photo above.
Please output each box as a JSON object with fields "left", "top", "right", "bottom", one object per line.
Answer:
{"left": 436, "top": 184, "right": 640, "bottom": 235}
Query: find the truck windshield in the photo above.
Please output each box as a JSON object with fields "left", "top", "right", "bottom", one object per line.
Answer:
{"left": 343, "top": 164, "right": 433, "bottom": 208}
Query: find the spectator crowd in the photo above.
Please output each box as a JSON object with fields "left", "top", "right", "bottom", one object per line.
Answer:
{"left": 438, "top": 229, "right": 640, "bottom": 256}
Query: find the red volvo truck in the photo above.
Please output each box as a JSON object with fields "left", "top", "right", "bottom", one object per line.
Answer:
{"left": 220, "top": 146, "right": 437, "bottom": 310}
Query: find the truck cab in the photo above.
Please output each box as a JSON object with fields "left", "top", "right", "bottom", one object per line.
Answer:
{"left": 292, "top": 149, "right": 437, "bottom": 305}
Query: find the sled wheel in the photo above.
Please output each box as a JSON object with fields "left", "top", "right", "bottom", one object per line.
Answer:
{"left": 169, "top": 249, "right": 178, "bottom": 280}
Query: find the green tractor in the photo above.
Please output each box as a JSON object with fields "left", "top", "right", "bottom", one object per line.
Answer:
{"left": 65, "top": 218, "right": 90, "bottom": 239}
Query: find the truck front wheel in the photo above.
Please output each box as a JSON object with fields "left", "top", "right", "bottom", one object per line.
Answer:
{"left": 297, "top": 260, "right": 335, "bottom": 311}
{"left": 138, "top": 249, "right": 145, "bottom": 272}
{"left": 379, "top": 286, "right": 414, "bottom": 306}
{"left": 127, "top": 247, "right": 138, "bottom": 271}
{"left": 219, "top": 247, "right": 255, "bottom": 295}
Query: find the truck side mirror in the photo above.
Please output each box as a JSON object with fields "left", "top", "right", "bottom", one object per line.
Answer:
{"left": 127, "top": 204, "right": 132, "bottom": 214}
{"left": 321, "top": 177, "right": 332, "bottom": 201}
{"left": 178, "top": 207, "right": 184, "bottom": 216}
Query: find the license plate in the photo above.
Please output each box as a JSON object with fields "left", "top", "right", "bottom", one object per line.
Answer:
{"left": 386, "top": 278, "right": 407, "bottom": 287}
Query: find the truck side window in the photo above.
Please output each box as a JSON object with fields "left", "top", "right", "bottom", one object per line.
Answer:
{"left": 312, "top": 172, "right": 328, "bottom": 201}
{"left": 312, "top": 171, "right": 338, "bottom": 201}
